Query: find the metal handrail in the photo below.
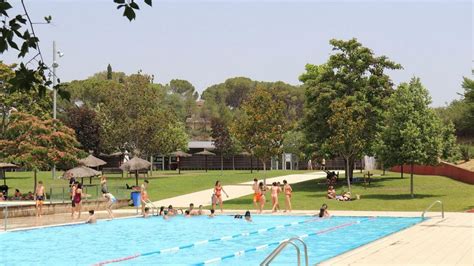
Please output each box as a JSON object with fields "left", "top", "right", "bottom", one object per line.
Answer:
{"left": 260, "top": 237, "right": 309, "bottom": 266}
{"left": 422, "top": 200, "right": 444, "bottom": 219}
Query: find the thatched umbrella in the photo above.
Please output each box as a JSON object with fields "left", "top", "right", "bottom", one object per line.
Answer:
{"left": 170, "top": 151, "right": 191, "bottom": 174}
{"left": 79, "top": 154, "right": 107, "bottom": 168}
{"left": 195, "top": 149, "right": 215, "bottom": 172}
{"left": 120, "top": 157, "right": 151, "bottom": 186}
{"left": 0, "top": 162, "right": 18, "bottom": 187}
{"left": 63, "top": 166, "right": 102, "bottom": 184}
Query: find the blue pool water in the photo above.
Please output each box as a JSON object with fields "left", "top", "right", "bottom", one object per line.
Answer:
{"left": 0, "top": 215, "right": 422, "bottom": 265}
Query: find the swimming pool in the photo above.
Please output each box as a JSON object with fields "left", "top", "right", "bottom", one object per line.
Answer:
{"left": 0, "top": 215, "right": 422, "bottom": 265}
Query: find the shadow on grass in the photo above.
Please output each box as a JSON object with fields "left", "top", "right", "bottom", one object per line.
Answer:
{"left": 362, "top": 194, "right": 443, "bottom": 200}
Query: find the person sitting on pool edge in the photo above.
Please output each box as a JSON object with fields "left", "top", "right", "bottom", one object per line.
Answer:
{"left": 318, "top": 204, "right": 330, "bottom": 218}
{"left": 143, "top": 207, "right": 150, "bottom": 218}
{"left": 86, "top": 210, "right": 97, "bottom": 224}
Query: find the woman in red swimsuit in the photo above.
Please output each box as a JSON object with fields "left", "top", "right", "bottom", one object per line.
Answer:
{"left": 73, "top": 183, "right": 83, "bottom": 219}
{"left": 213, "top": 181, "right": 228, "bottom": 213}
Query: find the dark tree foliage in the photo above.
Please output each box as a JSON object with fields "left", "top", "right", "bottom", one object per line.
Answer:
{"left": 107, "top": 64, "right": 113, "bottom": 80}
{"left": 63, "top": 106, "right": 101, "bottom": 154}
{"left": 211, "top": 118, "right": 234, "bottom": 157}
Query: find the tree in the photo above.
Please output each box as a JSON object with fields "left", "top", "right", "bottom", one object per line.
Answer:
{"left": 211, "top": 118, "right": 234, "bottom": 171}
{"left": 1, "top": 62, "right": 52, "bottom": 137}
{"left": 97, "top": 74, "right": 188, "bottom": 157}
{"left": 377, "top": 78, "right": 446, "bottom": 198}
{"left": 106, "top": 64, "right": 113, "bottom": 80}
{"left": 325, "top": 97, "right": 367, "bottom": 191}
{"left": 232, "top": 85, "right": 286, "bottom": 181}
{"left": 461, "top": 77, "right": 474, "bottom": 134}
{"left": 63, "top": 106, "right": 101, "bottom": 154}
{"left": 300, "top": 38, "right": 402, "bottom": 180}
{"left": 0, "top": 112, "right": 82, "bottom": 190}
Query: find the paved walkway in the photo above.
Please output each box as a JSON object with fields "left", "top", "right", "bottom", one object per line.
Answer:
{"left": 152, "top": 171, "right": 327, "bottom": 207}
{"left": 320, "top": 211, "right": 474, "bottom": 266}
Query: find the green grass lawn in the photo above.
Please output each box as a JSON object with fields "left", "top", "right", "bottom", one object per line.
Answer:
{"left": 224, "top": 171, "right": 474, "bottom": 212}
{"left": 2, "top": 170, "right": 310, "bottom": 201}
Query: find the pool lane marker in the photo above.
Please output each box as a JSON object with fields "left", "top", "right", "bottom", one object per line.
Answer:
{"left": 195, "top": 217, "right": 375, "bottom": 265}
{"left": 94, "top": 217, "right": 323, "bottom": 265}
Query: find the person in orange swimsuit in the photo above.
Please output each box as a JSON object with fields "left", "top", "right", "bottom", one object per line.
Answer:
{"left": 252, "top": 178, "right": 259, "bottom": 211}
{"left": 213, "top": 180, "right": 228, "bottom": 212}
{"left": 257, "top": 182, "right": 266, "bottom": 214}
{"left": 283, "top": 180, "right": 292, "bottom": 212}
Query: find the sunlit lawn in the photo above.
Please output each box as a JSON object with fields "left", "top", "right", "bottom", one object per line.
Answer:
{"left": 224, "top": 171, "right": 474, "bottom": 212}
{"left": 2, "top": 170, "right": 311, "bottom": 201}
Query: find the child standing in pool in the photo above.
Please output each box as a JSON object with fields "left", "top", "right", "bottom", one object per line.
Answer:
{"left": 213, "top": 181, "right": 228, "bottom": 213}
{"left": 283, "top": 180, "right": 292, "bottom": 212}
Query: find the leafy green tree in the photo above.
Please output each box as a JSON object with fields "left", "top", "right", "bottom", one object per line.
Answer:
{"left": 0, "top": 112, "right": 82, "bottom": 189}
{"left": 325, "top": 97, "right": 367, "bottom": 191}
{"left": 107, "top": 64, "right": 113, "bottom": 80}
{"left": 1, "top": 62, "right": 52, "bottom": 137}
{"left": 97, "top": 74, "right": 188, "bottom": 157}
{"left": 232, "top": 85, "right": 286, "bottom": 181}
{"left": 461, "top": 77, "right": 474, "bottom": 134}
{"left": 63, "top": 106, "right": 102, "bottom": 154}
{"left": 300, "top": 38, "right": 402, "bottom": 180}
{"left": 211, "top": 118, "right": 235, "bottom": 171}
{"left": 377, "top": 78, "right": 446, "bottom": 198}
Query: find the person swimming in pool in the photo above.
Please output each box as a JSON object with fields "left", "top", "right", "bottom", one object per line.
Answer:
{"left": 208, "top": 209, "right": 216, "bottom": 218}
{"left": 86, "top": 210, "right": 97, "bottom": 224}
{"left": 318, "top": 203, "right": 330, "bottom": 218}
{"left": 234, "top": 210, "right": 252, "bottom": 222}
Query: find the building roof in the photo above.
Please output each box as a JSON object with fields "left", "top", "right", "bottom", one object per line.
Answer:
{"left": 188, "top": 141, "right": 215, "bottom": 150}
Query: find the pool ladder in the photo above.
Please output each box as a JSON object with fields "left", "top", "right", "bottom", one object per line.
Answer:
{"left": 421, "top": 200, "right": 444, "bottom": 219}
{"left": 260, "top": 237, "right": 309, "bottom": 266}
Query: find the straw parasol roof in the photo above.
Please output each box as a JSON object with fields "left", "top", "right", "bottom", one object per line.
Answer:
{"left": 119, "top": 157, "right": 151, "bottom": 171}
{"left": 239, "top": 151, "right": 251, "bottom": 156}
{"left": 0, "top": 162, "right": 18, "bottom": 169}
{"left": 170, "top": 151, "right": 192, "bottom": 157}
{"left": 63, "top": 166, "right": 102, "bottom": 178}
{"left": 195, "top": 149, "right": 216, "bottom": 156}
{"left": 79, "top": 155, "right": 107, "bottom": 168}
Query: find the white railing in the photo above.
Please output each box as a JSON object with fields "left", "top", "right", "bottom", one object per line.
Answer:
{"left": 260, "top": 237, "right": 309, "bottom": 266}
{"left": 422, "top": 200, "right": 444, "bottom": 219}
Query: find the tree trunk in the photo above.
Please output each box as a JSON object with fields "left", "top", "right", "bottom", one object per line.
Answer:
{"left": 135, "top": 170, "right": 138, "bottom": 186}
{"left": 262, "top": 159, "right": 267, "bottom": 185}
{"left": 410, "top": 163, "right": 414, "bottom": 198}
{"left": 205, "top": 156, "right": 208, "bottom": 172}
{"left": 150, "top": 155, "right": 153, "bottom": 177}
{"left": 349, "top": 157, "right": 354, "bottom": 182}
{"left": 220, "top": 154, "right": 223, "bottom": 172}
{"left": 401, "top": 165, "right": 404, "bottom": 179}
{"left": 34, "top": 169, "right": 37, "bottom": 193}
{"left": 250, "top": 155, "right": 253, "bottom": 173}
{"left": 345, "top": 158, "right": 351, "bottom": 192}
{"left": 232, "top": 155, "right": 235, "bottom": 170}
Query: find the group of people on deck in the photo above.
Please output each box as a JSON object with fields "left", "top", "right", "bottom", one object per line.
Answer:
{"left": 251, "top": 179, "right": 293, "bottom": 213}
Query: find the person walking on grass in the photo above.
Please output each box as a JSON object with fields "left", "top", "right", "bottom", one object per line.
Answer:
{"left": 213, "top": 180, "right": 228, "bottom": 212}
{"left": 283, "top": 180, "right": 292, "bottom": 212}
{"left": 271, "top": 182, "right": 281, "bottom": 213}
{"left": 35, "top": 181, "right": 46, "bottom": 217}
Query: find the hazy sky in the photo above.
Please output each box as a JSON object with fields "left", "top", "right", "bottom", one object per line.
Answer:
{"left": 3, "top": 0, "right": 473, "bottom": 106}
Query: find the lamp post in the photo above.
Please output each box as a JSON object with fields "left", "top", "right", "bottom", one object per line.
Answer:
{"left": 51, "top": 41, "right": 64, "bottom": 179}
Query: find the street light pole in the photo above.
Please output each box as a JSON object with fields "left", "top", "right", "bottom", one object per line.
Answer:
{"left": 52, "top": 41, "right": 58, "bottom": 179}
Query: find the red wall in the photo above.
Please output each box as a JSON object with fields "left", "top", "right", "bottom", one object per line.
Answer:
{"left": 391, "top": 162, "right": 474, "bottom": 185}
